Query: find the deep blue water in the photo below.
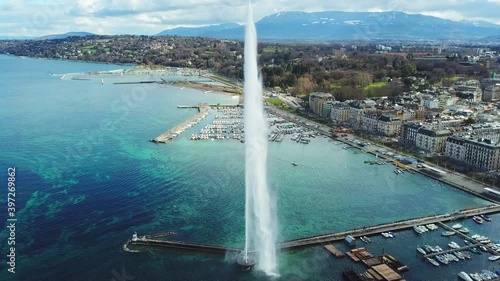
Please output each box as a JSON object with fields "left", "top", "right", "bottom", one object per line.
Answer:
{"left": 0, "top": 55, "right": 497, "bottom": 281}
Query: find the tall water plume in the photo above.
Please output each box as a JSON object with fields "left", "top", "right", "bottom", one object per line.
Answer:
{"left": 243, "top": 2, "right": 279, "bottom": 277}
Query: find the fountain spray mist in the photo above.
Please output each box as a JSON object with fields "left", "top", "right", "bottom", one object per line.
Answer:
{"left": 243, "top": 2, "right": 279, "bottom": 276}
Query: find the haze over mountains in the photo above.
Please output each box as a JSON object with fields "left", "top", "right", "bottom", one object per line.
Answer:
{"left": 157, "top": 11, "right": 500, "bottom": 41}
{"left": 32, "top": 11, "right": 500, "bottom": 42}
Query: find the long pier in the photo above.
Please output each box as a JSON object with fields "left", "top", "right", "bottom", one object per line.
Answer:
{"left": 125, "top": 205, "right": 500, "bottom": 254}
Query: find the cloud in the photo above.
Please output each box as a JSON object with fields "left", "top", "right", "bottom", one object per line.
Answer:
{"left": 0, "top": 0, "right": 499, "bottom": 36}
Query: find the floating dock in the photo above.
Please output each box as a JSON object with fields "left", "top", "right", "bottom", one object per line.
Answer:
{"left": 324, "top": 244, "right": 344, "bottom": 257}
{"left": 346, "top": 247, "right": 373, "bottom": 262}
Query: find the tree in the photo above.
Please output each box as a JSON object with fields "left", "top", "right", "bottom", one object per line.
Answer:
{"left": 401, "top": 63, "right": 417, "bottom": 77}
{"left": 463, "top": 117, "right": 476, "bottom": 126}
{"left": 293, "top": 74, "right": 316, "bottom": 95}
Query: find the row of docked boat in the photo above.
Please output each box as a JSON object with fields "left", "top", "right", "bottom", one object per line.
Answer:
{"left": 459, "top": 270, "right": 499, "bottom": 281}
{"left": 413, "top": 224, "right": 437, "bottom": 235}
{"left": 394, "top": 168, "right": 404, "bottom": 174}
{"left": 472, "top": 214, "right": 492, "bottom": 224}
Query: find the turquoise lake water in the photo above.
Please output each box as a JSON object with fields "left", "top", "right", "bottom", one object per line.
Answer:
{"left": 0, "top": 55, "right": 497, "bottom": 281}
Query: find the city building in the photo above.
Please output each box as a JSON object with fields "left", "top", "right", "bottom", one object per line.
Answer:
{"left": 330, "top": 103, "right": 351, "bottom": 123}
{"left": 445, "top": 136, "right": 500, "bottom": 171}
{"left": 347, "top": 100, "right": 376, "bottom": 130}
{"left": 414, "top": 128, "right": 452, "bottom": 153}
{"left": 309, "top": 92, "right": 333, "bottom": 118}
{"left": 483, "top": 84, "right": 500, "bottom": 102}
{"left": 322, "top": 101, "right": 335, "bottom": 119}
{"left": 361, "top": 114, "right": 401, "bottom": 137}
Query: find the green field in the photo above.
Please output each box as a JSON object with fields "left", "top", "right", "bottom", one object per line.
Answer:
{"left": 262, "top": 46, "right": 291, "bottom": 53}
{"left": 266, "top": 97, "right": 285, "bottom": 106}
{"left": 363, "top": 81, "right": 387, "bottom": 91}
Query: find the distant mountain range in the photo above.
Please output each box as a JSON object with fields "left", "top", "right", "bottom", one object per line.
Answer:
{"left": 37, "top": 32, "right": 94, "bottom": 40}
{"left": 157, "top": 11, "right": 500, "bottom": 41}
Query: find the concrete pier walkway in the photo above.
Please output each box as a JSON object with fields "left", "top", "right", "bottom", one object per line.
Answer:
{"left": 124, "top": 205, "right": 500, "bottom": 254}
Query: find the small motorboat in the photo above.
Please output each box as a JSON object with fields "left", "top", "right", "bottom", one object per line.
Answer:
{"left": 452, "top": 223, "right": 463, "bottom": 229}
{"left": 458, "top": 271, "right": 473, "bottom": 281}
{"left": 488, "top": 255, "right": 500, "bottom": 261}
{"left": 481, "top": 214, "right": 492, "bottom": 221}
{"left": 292, "top": 162, "right": 298, "bottom": 166}
{"left": 473, "top": 216, "right": 484, "bottom": 224}
{"left": 427, "top": 257, "right": 439, "bottom": 267}
{"left": 417, "top": 247, "right": 426, "bottom": 255}
{"left": 459, "top": 228, "right": 470, "bottom": 234}
{"left": 442, "top": 231, "right": 456, "bottom": 236}
{"left": 362, "top": 236, "right": 371, "bottom": 243}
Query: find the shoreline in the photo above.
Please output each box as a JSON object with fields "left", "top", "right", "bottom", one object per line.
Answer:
{"left": 173, "top": 81, "right": 241, "bottom": 97}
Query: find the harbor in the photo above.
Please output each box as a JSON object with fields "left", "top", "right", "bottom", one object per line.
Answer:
{"left": 123, "top": 207, "right": 500, "bottom": 280}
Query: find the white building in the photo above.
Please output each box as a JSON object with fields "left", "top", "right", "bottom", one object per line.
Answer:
{"left": 330, "top": 103, "right": 351, "bottom": 123}
{"left": 361, "top": 114, "right": 401, "bottom": 137}
{"left": 445, "top": 136, "right": 500, "bottom": 171}
{"left": 414, "top": 128, "right": 452, "bottom": 153}
{"left": 421, "top": 99, "right": 439, "bottom": 109}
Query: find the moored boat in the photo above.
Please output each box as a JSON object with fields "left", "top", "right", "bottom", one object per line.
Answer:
{"left": 426, "top": 257, "right": 439, "bottom": 267}
{"left": 452, "top": 223, "right": 463, "bottom": 229}
{"left": 363, "top": 236, "right": 371, "bottom": 243}
{"left": 442, "top": 231, "right": 456, "bottom": 236}
{"left": 488, "top": 255, "right": 500, "bottom": 261}
{"left": 435, "top": 255, "right": 449, "bottom": 265}
{"left": 413, "top": 225, "right": 424, "bottom": 235}
{"left": 459, "top": 228, "right": 470, "bottom": 234}
{"left": 458, "top": 271, "right": 474, "bottom": 281}
{"left": 417, "top": 247, "right": 426, "bottom": 255}
{"left": 481, "top": 214, "right": 492, "bottom": 221}
{"left": 473, "top": 216, "right": 484, "bottom": 224}
{"left": 455, "top": 251, "right": 466, "bottom": 260}
{"left": 469, "top": 247, "right": 481, "bottom": 255}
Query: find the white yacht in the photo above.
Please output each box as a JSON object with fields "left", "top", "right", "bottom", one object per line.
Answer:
{"left": 488, "top": 255, "right": 500, "bottom": 261}
{"left": 427, "top": 257, "right": 440, "bottom": 267}
{"left": 459, "top": 228, "right": 470, "bottom": 234}
{"left": 452, "top": 223, "right": 463, "bottom": 229}
{"left": 458, "top": 272, "right": 473, "bottom": 281}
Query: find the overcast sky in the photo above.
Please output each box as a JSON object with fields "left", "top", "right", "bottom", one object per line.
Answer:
{"left": 1, "top": 0, "right": 500, "bottom": 37}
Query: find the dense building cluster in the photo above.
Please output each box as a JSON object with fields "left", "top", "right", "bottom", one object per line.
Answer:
{"left": 300, "top": 75, "right": 500, "bottom": 172}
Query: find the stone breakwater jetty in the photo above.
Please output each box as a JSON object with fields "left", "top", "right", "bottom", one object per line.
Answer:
{"left": 151, "top": 104, "right": 241, "bottom": 143}
{"left": 124, "top": 205, "right": 500, "bottom": 254}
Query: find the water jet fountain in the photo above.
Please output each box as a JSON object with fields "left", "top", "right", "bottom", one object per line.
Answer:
{"left": 240, "top": 2, "right": 279, "bottom": 277}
